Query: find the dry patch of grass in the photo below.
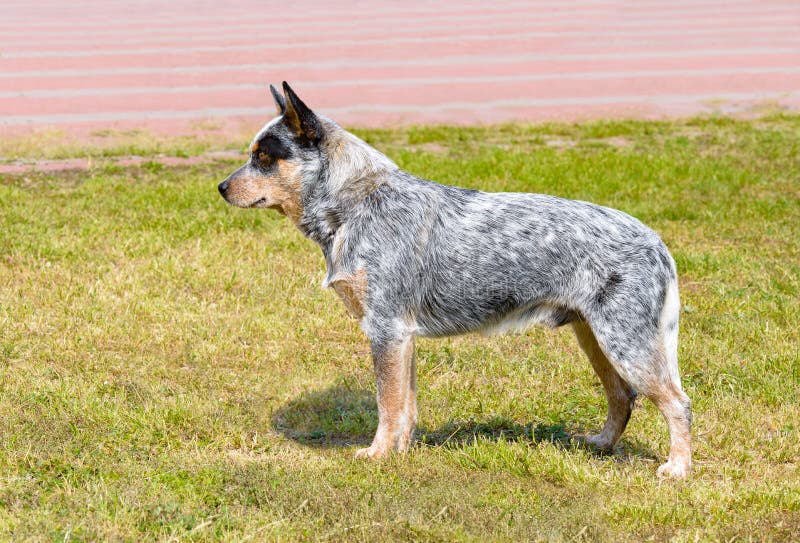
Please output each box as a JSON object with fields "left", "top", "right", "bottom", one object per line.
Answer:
{"left": 1, "top": 115, "right": 799, "bottom": 541}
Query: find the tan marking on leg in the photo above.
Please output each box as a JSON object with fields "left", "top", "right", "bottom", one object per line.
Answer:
{"left": 572, "top": 320, "right": 636, "bottom": 450}
{"left": 396, "top": 338, "right": 417, "bottom": 451}
{"left": 356, "top": 334, "right": 415, "bottom": 459}
{"left": 330, "top": 269, "right": 367, "bottom": 320}
{"left": 648, "top": 377, "right": 692, "bottom": 479}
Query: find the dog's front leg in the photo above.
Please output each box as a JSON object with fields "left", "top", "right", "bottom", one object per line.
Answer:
{"left": 355, "top": 333, "right": 416, "bottom": 459}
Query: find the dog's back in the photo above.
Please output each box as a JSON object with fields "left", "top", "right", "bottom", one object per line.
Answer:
{"left": 340, "top": 173, "right": 673, "bottom": 346}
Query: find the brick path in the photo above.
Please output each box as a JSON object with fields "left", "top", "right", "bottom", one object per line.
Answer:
{"left": 1, "top": 0, "right": 798, "bottom": 137}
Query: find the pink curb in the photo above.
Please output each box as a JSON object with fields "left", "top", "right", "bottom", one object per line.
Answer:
{"left": 1, "top": 0, "right": 798, "bottom": 140}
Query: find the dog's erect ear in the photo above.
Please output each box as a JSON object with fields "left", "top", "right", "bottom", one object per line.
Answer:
{"left": 269, "top": 84, "right": 286, "bottom": 116}
{"left": 282, "top": 81, "right": 321, "bottom": 145}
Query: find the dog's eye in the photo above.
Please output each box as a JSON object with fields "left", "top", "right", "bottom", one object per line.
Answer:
{"left": 258, "top": 151, "right": 268, "bottom": 162}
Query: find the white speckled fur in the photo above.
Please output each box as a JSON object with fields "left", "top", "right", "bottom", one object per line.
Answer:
{"left": 219, "top": 83, "right": 692, "bottom": 479}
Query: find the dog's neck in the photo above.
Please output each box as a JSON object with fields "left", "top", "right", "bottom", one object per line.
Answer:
{"left": 298, "top": 119, "right": 398, "bottom": 252}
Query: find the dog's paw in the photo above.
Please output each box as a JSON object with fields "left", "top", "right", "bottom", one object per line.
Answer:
{"left": 584, "top": 433, "right": 614, "bottom": 452}
{"left": 354, "top": 445, "right": 390, "bottom": 460}
{"left": 656, "top": 459, "right": 690, "bottom": 480}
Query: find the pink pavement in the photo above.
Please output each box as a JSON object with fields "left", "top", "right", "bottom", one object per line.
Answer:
{"left": 1, "top": 0, "right": 798, "bottom": 139}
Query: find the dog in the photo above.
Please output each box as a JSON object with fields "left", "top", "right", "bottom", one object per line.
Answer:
{"left": 218, "top": 82, "right": 692, "bottom": 479}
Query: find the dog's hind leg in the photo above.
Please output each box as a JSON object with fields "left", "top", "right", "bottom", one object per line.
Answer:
{"left": 572, "top": 320, "right": 637, "bottom": 451}
{"left": 648, "top": 371, "right": 692, "bottom": 479}
{"left": 585, "top": 280, "right": 691, "bottom": 478}
{"left": 647, "top": 281, "right": 692, "bottom": 479}
{"left": 355, "top": 331, "right": 416, "bottom": 459}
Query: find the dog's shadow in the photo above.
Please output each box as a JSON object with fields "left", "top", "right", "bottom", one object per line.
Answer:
{"left": 271, "top": 380, "right": 658, "bottom": 461}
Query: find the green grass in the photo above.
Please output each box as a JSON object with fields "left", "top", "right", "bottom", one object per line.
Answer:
{"left": 1, "top": 115, "right": 799, "bottom": 541}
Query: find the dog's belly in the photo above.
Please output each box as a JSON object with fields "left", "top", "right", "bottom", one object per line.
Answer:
{"left": 415, "top": 299, "right": 577, "bottom": 338}
{"left": 477, "top": 302, "right": 577, "bottom": 336}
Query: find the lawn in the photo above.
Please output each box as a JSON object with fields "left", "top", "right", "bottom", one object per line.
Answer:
{"left": 1, "top": 115, "right": 798, "bottom": 541}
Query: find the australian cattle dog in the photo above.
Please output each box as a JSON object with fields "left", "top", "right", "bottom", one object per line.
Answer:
{"left": 218, "top": 83, "right": 692, "bottom": 479}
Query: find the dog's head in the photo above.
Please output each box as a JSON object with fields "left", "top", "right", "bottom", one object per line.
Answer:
{"left": 218, "top": 82, "right": 323, "bottom": 222}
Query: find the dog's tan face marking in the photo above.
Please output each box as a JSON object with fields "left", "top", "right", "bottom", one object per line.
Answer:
{"left": 222, "top": 159, "right": 305, "bottom": 224}
{"left": 331, "top": 269, "right": 367, "bottom": 319}
{"left": 268, "top": 160, "right": 304, "bottom": 223}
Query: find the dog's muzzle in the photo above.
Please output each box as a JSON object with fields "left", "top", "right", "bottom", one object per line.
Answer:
{"left": 219, "top": 165, "right": 248, "bottom": 200}
{"left": 219, "top": 166, "right": 244, "bottom": 198}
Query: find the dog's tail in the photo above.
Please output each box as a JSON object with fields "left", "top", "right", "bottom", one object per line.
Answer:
{"left": 659, "top": 274, "right": 682, "bottom": 390}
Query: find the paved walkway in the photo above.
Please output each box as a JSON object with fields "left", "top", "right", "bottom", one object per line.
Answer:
{"left": 1, "top": 0, "right": 799, "bottom": 137}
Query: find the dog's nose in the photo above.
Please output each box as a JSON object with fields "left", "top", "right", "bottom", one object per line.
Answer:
{"left": 218, "top": 180, "right": 229, "bottom": 195}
